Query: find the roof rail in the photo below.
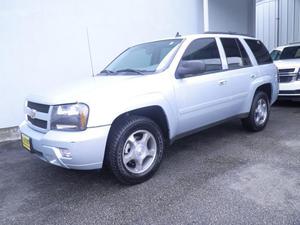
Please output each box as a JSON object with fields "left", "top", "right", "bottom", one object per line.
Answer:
{"left": 204, "top": 31, "right": 254, "bottom": 37}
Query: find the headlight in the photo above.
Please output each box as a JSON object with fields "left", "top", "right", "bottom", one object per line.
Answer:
{"left": 50, "top": 103, "right": 89, "bottom": 131}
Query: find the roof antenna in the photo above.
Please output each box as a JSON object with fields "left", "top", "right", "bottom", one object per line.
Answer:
{"left": 175, "top": 32, "right": 181, "bottom": 37}
{"left": 86, "top": 27, "right": 95, "bottom": 77}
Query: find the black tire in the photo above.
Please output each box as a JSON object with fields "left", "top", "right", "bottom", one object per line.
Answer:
{"left": 106, "top": 115, "right": 164, "bottom": 184}
{"left": 242, "top": 91, "right": 270, "bottom": 132}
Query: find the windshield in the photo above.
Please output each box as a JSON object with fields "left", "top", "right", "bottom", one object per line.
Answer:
{"left": 100, "top": 39, "right": 182, "bottom": 75}
{"left": 279, "top": 46, "right": 300, "bottom": 60}
{"left": 270, "top": 50, "right": 281, "bottom": 61}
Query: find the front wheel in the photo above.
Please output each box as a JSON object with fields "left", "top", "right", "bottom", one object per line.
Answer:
{"left": 242, "top": 91, "right": 270, "bottom": 132}
{"left": 106, "top": 115, "right": 164, "bottom": 184}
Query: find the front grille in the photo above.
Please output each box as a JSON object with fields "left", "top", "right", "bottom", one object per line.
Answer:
{"left": 27, "top": 101, "right": 50, "bottom": 113}
{"left": 278, "top": 68, "right": 298, "bottom": 83}
{"left": 278, "top": 68, "right": 295, "bottom": 73}
{"left": 27, "top": 116, "right": 48, "bottom": 129}
{"left": 26, "top": 101, "right": 50, "bottom": 130}
{"left": 279, "top": 76, "right": 294, "bottom": 83}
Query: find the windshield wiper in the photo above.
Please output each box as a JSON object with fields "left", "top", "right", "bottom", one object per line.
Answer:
{"left": 98, "top": 69, "right": 115, "bottom": 75}
{"left": 115, "top": 69, "right": 144, "bottom": 75}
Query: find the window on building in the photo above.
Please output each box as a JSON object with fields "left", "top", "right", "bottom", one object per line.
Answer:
{"left": 181, "top": 38, "right": 222, "bottom": 74}
{"left": 245, "top": 39, "right": 273, "bottom": 65}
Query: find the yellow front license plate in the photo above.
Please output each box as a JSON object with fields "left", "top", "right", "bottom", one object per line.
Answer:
{"left": 21, "top": 134, "right": 31, "bottom": 152}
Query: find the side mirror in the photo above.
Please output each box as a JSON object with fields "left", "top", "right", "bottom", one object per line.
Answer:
{"left": 175, "top": 60, "right": 206, "bottom": 78}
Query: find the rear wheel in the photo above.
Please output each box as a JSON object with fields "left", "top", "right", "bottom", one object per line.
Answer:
{"left": 242, "top": 91, "right": 270, "bottom": 132}
{"left": 106, "top": 115, "right": 164, "bottom": 184}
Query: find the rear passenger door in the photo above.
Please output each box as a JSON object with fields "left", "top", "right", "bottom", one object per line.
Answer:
{"left": 218, "top": 37, "right": 255, "bottom": 114}
{"left": 244, "top": 39, "right": 278, "bottom": 103}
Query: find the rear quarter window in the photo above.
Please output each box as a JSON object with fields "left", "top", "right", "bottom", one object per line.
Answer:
{"left": 245, "top": 39, "right": 273, "bottom": 65}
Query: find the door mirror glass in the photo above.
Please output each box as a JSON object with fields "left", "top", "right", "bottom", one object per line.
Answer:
{"left": 176, "top": 60, "right": 206, "bottom": 78}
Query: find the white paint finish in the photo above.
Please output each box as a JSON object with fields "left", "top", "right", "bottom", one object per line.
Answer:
{"left": 273, "top": 57, "right": 300, "bottom": 97}
{"left": 19, "top": 33, "right": 279, "bottom": 169}
{"left": 0, "top": 0, "right": 203, "bottom": 128}
{"left": 206, "top": 0, "right": 256, "bottom": 36}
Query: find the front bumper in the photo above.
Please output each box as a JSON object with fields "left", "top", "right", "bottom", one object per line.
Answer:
{"left": 19, "top": 121, "right": 111, "bottom": 170}
{"left": 278, "top": 81, "right": 300, "bottom": 101}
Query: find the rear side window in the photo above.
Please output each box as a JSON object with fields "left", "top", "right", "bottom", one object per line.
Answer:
{"left": 221, "top": 38, "right": 252, "bottom": 69}
{"left": 182, "top": 38, "right": 222, "bottom": 74}
{"left": 245, "top": 39, "right": 273, "bottom": 65}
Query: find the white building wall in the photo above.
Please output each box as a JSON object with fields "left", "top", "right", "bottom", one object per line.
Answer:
{"left": 205, "top": 0, "right": 256, "bottom": 36}
{"left": 0, "top": 0, "right": 203, "bottom": 129}
{"left": 256, "top": 0, "right": 300, "bottom": 50}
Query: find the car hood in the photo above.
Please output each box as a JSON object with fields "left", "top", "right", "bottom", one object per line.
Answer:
{"left": 27, "top": 75, "right": 154, "bottom": 105}
{"left": 274, "top": 59, "right": 300, "bottom": 70}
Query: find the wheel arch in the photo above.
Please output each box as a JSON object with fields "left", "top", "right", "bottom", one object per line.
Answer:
{"left": 108, "top": 105, "right": 171, "bottom": 144}
{"left": 243, "top": 82, "right": 273, "bottom": 114}
{"left": 255, "top": 83, "right": 272, "bottom": 102}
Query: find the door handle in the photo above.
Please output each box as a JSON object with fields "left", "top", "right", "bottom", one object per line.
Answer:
{"left": 218, "top": 80, "right": 227, "bottom": 86}
{"left": 251, "top": 74, "right": 256, "bottom": 79}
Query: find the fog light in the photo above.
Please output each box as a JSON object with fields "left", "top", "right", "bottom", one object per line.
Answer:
{"left": 59, "top": 148, "right": 72, "bottom": 158}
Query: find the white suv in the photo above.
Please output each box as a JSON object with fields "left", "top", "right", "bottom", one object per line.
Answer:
{"left": 20, "top": 33, "right": 278, "bottom": 184}
{"left": 271, "top": 44, "right": 300, "bottom": 101}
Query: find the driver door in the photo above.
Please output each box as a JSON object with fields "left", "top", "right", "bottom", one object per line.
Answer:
{"left": 173, "top": 38, "right": 231, "bottom": 135}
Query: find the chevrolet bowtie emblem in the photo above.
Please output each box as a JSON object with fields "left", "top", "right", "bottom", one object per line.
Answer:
{"left": 28, "top": 109, "right": 37, "bottom": 119}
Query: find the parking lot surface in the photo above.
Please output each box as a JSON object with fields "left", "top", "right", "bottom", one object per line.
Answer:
{"left": 1, "top": 102, "right": 300, "bottom": 225}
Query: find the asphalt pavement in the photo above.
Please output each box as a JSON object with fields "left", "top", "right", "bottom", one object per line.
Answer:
{"left": 1, "top": 101, "right": 300, "bottom": 225}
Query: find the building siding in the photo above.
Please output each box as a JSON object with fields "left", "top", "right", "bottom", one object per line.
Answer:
{"left": 256, "top": 0, "right": 300, "bottom": 50}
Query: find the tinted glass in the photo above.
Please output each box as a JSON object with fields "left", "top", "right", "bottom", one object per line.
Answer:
{"left": 270, "top": 50, "right": 282, "bottom": 61}
{"left": 221, "top": 38, "right": 251, "bottom": 69}
{"left": 103, "top": 39, "right": 182, "bottom": 74}
{"left": 280, "top": 46, "right": 300, "bottom": 60}
{"left": 182, "top": 38, "right": 222, "bottom": 74}
{"left": 236, "top": 39, "right": 252, "bottom": 66}
{"left": 245, "top": 39, "right": 272, "bottom": 65}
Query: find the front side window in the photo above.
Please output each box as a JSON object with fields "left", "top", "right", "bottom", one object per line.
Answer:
{"left": 245, "top": 39, "right": 272, "bottom": 65}
{"left": 181, "top": 38, "right": 222, "bottom": 74}
{"left": 101, "top": 39, "right": 182, "bottom": 75}
{"left": 280, "top": 46, "right": 300, "bottom": 60}
{"left": 270, "top": 50, "right": 282, "bottom": 61}
{"left": 221, "top": 38, "right": 251, "bottom": 69}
